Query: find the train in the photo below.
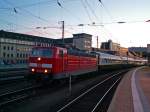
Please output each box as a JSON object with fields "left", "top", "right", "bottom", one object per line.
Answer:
{"left": 28, "top": 46, "right": 147, "bottom": 81}
{"left": 93, "top": 51, "right": 147, "bottom": 70}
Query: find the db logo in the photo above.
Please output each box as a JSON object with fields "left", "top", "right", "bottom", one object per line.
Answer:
{"left": 37, "top": 64, "right": 41, "bottom": 67}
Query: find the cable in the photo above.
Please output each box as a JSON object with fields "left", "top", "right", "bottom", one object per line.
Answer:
{"left": 84, "top": 0, "right": 100, "bottom": 22}
{"left": 97, "top": 0, "right": 115, "bottom": 23}
{"left": 0, "top": 18, "right": 51, "bottom": 36}
{"left": 57, "top": 0, "right": 63, "bottom": 8}
{"left": 16, "top": 0, "right": 55, "bottom": 8}
{"left": 80, "top": 0, "right": 93, "bottom": 23}
{"left": 2, "top": 0, "right": 51, "bottom": 24}
{"left": 56, "top": 0, "right": 82, "bottom": 22}
{"left": 0, "top": 0, "right": 55, "bottom": 9}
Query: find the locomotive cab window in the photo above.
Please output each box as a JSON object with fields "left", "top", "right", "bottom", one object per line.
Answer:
{"left": 32, "top": 48, "right": 53, "bottom": 58}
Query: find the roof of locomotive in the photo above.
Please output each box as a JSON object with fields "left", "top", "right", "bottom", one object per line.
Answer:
{"left": 32, "top": 46, "right": 96, "bottom": 57}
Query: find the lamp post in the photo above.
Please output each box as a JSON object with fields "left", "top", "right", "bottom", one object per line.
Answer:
{"left": 61, "top": 21, "right": 65, "bottom": 44}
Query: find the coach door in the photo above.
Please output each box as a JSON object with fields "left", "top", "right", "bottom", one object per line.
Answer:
{"left": 59, "top": 50, "right": 64, "bottom": 72}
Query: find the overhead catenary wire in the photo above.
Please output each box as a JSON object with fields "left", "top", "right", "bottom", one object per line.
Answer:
{"left": 84, "top": 0, "right": 108, "bottom": 44}
{"left": 84, "top": 0, "right": 100, "bottom": 22}
{"left": 2, "top": 0, "right": 61, "bottom": 36}
{"left": 57, "top": 0, "right": 63, "bottom": 8}
{"left": 2, "top": 0, "right": 52, "bottom": 24}
{"left": 0, "top": 18, "right": 46, "bottom": 36}
{"left": 80, "top": 0, "right": 108, "bottom": 45}
{"left": 0, "top": 0, "right": 55, "bottom": 9}
{"left": 0, "top": 0, "right": 72, "bottom": 38}
{"left": 56, "top": 0, "right": 83, "bottom": 22}
{"left": 1, "top": 0, "right": 149, "bottom": 41}
{"left": 80, "top": 0, "right": 93, "bottom": 23}
{"left": 97, "top": 0, "right": 115, "bottom": 23}
{"left": 2, "top": 1, "right": 57, "bottom": 31}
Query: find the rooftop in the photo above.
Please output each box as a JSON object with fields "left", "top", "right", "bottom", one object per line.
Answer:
{"left": 73, "top": 33, "right": 92, "bottom": 38}
{"left": 0, "top": 30, "right": 53, "bottom": 43}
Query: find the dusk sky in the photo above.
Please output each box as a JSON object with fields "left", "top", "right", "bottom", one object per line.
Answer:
{"left": 0, "top": 0, "right": 150, "bottom": 47}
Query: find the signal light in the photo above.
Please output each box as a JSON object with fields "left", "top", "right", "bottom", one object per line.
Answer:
{"left": 44, "top": 69, "right": 48, "bottom": 73}
{"left": 31, "top": 68, "right": 35, "bottom": 72}
{"left": 38, "top": 57, "right": 41, "bottom": 61}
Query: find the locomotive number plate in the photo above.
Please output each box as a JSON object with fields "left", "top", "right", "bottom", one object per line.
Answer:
{"left": 37, "top": 64, "right": 41, "bottom": 67}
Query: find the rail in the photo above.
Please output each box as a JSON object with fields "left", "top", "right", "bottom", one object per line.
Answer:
{"left": 56, "top": 71, "right": 126, "bottom": 112}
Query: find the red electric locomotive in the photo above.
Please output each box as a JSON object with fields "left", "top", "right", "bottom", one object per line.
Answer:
{"left": 28, "top": 46, "right": 97, "bottom": 80}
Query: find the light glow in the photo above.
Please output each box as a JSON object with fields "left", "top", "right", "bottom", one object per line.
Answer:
{"left": 31, "top": 68, "right": 35, "bottom": 72}
{"left": 38, "top": 57, "right": 41, "bottom": 61}
{"left": 44, "top": 69, "right": 48, "bottom": 73}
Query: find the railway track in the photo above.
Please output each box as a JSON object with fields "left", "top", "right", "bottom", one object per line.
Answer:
{"left": 0, "top": 68, "right": 27, "bottom": 72}
{"left": 0, "top": 70, "right": 28, "bottom": 77}
{"left": 0, "top": 70, "right": 28, "bottom": 84}
{"left": 0, "top": 69, "right": 128, "bottom": 112}
{"left": 0, "top": 84, "right": 42, "bottom": 108}
{"left": 56, "top": 71, "right": 125, "bottom": 112}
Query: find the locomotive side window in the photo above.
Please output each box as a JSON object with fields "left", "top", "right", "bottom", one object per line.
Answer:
{"left": 32, "top": 48, "right": 53, "bottom": 57}
{"left": 59, "top": 50, "right": 64, "bottom": 57}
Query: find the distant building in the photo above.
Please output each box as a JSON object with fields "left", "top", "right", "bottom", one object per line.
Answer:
{"left": 101, "top": 40, "right": 120, "bottom": 55}
{"left": 0, "top": 30, "right": 53, "bottom": 64}
{"left": 101, "top": 41, "right": 110, "bottom": 50}
{"left": 55, "top": 33, "right": 92, "bottom": 51}
{"left": 128, "top": 47, "right": 147, "bottom": 52}
{"left": 147, "top": 44, "right": 150, "bottom": 53}
{"left": 128, "top": 47, "right": 147, "bottom": 57}
{"left": 147, "top": 44, "right": 150, "bottom": 64}
{"left": 54, "top": 37, "right": 73, "bottom": 46}
{"left": 119, "top": 47, "right": 128, "bottom": 56}
{"left": 101, "top": 40, "right": 120, "bottom": 51}
{"left": 73, "top": 33, "right": 92, "bottom": 51}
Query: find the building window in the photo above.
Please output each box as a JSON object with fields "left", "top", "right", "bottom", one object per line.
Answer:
{"left": 17, "top": 53, "right": 19, "bottom": 58}
{"left": 7, "top": 46, "right": 10, "bottom": 50}
{"left": 23, "top": 54, "right": 25, "bottom": 58}
{"left": 26, "top": 54, "right": 28, "bottom": 58}
{"left": 17, "top": 60, "right": 19, "bottom": 63}
{"left": 7, "top": 60, "right": 9, "bottom": 64}
{"left": 20, "top": 54, "right": 22, "bottom": 58}
{"left": 11, "top": 46, "right": 13, "bottom": 50}
{"left": 7, "top": 54, "right": 9, "bottom": 58}
{"left": 3, "top": 52, "right": 6, "bottom": 57}
{"left": 11, "top": 54, "right": 13, "bottom": 57}
{"left": 3, "top": 46, "right": 6, "bottom": 50}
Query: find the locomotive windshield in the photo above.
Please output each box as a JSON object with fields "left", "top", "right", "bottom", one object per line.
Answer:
{"left": 31, "top": 48, "right": 53, "bottom": 57}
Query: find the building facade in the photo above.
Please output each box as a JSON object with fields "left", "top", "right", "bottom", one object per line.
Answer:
{"left": 101, "top": 40, "right": 120, "bottom": 55}
{"left": 55, "top": 33, "right": 92, "bottom": 51}
{"left": 147, "top": 44, "right": 150, "bottom": 53}
{"left": 73, "top": 33, "right": 92, "bottom": 51}
{"left": 119, "top": 47, "right": 128, "bottom": 56}
{"left": 0, "top": 31, "right": 93, "bottom": 64}
{"left": 0, "top": 30, "right": 53, "bottom": 64}
{"left": 147, "top": 44, "right": 150, "bottom": 64}
{"left": 128, "top": 47, "right": 147, "bottom": 58}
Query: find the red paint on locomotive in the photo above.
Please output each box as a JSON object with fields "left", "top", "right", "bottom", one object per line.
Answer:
{"left": 28, "top": 46, "right": 97, "bottom": 80}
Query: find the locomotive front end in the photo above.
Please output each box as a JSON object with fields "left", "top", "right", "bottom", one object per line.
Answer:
{"left": 28, "top": 47, "right": 54, "bottom": 80}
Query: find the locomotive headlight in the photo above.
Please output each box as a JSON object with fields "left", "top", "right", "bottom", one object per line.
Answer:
{"left": 31, "top": 68, "right": 35, "bottom": 72}
{"left": 38, "top": 57, "right": 41, "bottom": 61}
{"left": 44, "top": 69, "right": 48, "bottom": 73}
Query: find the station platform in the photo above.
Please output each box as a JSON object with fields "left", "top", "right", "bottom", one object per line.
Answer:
{"left": 107, "top": 66, "right": 150, "bottom": 112}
